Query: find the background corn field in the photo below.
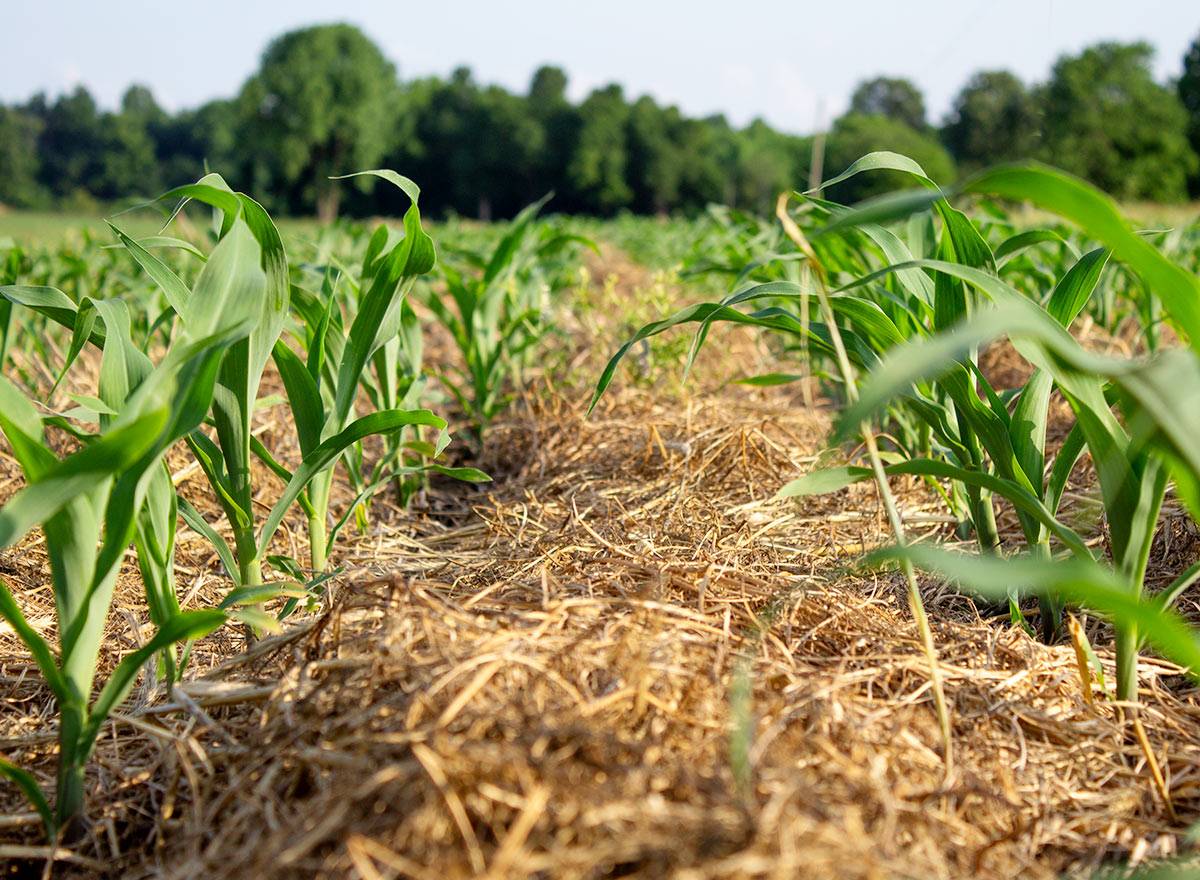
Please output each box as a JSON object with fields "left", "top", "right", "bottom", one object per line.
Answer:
{"left": 5, "top": 12, "right": 1200, "bottom": 880}
{"left": 0, "top": 154, "right": 1197, "bottom": 877}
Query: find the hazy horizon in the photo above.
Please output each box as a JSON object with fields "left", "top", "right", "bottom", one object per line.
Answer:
{"left": 3, "top": 0, "right": 1198, "bottom": 134}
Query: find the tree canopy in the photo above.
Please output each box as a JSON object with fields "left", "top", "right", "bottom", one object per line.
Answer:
{"left": 824, "top": 114, "right": 955, "bottom": 201}
{"left": 1038, "top": 42, "right": 1196, "bottom": 202}
{"left": 941, "top": 71, "right": 1040, "bottom": 172}
{"left": 849, "top": 77, "right": 928, "bottom": 131}
{"left": 1180, "top": 34, "right": 1200, "bottom": 193}
{"left": 236, "top": 23, "right": 401, "bottom": 220}
{"left": 1, "top": 24, "right": 1199, "bottom": 216}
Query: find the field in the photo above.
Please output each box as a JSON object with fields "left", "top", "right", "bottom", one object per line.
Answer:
{"left": 2, "top": 162, "right": 1200, "bottom": 880}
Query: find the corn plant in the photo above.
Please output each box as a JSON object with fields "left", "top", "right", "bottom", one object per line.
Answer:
{"left": 780, "top": 198, "right": 1113, "bottom": 637}
{"left": 70, "top": 174, "right": 290, "bottom": 618}
{"left": 425, "top": 196, "right": 593, "bottom": 444}
{"left": 264, "top": 171, "right": 486, "bottom": 575}
{"left": 607, "top": 154, "right": 1127, "bottom": 642}
{"left": 1, "top": 199, "right": 281, "bottom": 650}
{"left": 592, "top": 152, "right": 1200, "bottom": 705}
{"left": 811, "top": 160, "right": 1200, "bottom": 703}
{"left": 0, "top": 244, "right": 256, "bottom": 836}
{"left": 0, "top": 245, "right": 22, "bottom": 365}
{"left": 593, "top": 159, "right": 1003, "bottom": 558}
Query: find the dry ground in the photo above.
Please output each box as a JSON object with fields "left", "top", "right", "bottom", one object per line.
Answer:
{"left": 2, "top": 246, "right": 1200, "bottom": 879}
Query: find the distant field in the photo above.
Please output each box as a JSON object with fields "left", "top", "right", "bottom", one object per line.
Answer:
{"left": 2, "top": 201, "right": 1197, "bottom": 249}
{"left": 0, "top": 210, "right": 324, "bottom": 245}
{"left": 0, "top": 211, "right": 164, "bottom": 244}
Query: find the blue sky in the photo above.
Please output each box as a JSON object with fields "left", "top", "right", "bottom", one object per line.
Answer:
{"left": 3, "top": 0, "right": 1198, "bottom": 133}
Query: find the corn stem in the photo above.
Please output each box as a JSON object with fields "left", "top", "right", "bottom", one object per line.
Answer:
{"left": 776, "top": 195, "right": 953, "bottom": 770}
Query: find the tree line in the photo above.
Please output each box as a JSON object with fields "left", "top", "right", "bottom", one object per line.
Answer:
{"left": 2, "top": 24, "right": 1200, "bottom": 219}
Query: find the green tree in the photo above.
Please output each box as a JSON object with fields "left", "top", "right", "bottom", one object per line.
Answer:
{"left": 941, "top": 71, "right": 1040, "bottom": 171}
{"left": 824, "top": 113, "right": 956, "bottom": 200}
{"left": 529, "top": 65, "right": 568, "bottom": 109}
{"left": 153, "top": 99, "right": 240, "bottom": 189}
{"left": 734, "top": 119, "right": 807, "bottom": 210}
{"left": 236, "top": 23, "right": 400, "bottom": 219}
{"left": 0, "top": 106, "right": 43, "bottom": 207}
{"left": 473, "top": 84, "right": 544, "bottom": 218}
{"left": 849, "top": 77, "right": 927, "bottom": 131}
{"left": 567, "top": 84, "right": 632, "bottom": 214}
{"left": 1180, "top": 33, "right": 1200, "bottom": 193}
{"left": 626, "top": 96, "right": 683, "bottom": 214}
{"left": 677, "top": 115, "right": 739, "bottom": 210}
{"left": 398, "top": 69, "right": 489, "bottom": 217}
{"left": 1041, "top": 42, "right": 1196, "bottom": 202}
{"left": 93, "top": 85, "right": 162, "bottom": 199}
{"left": 527, "top": 66, "right": 578, "bottom": 207}
{"left": 32, "top": 87, "right": 105, "bottom": 200}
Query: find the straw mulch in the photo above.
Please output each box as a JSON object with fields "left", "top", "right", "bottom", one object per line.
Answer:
{"left": 2, "top": 251, "right": 1200, "bottom": 878}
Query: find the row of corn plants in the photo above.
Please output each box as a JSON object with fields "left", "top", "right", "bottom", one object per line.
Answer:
{"left": 0, "top": 177, "right": 588, "bottom": 842}
{"left": 594, "top": 153, "right": 1200, "bottom": 734}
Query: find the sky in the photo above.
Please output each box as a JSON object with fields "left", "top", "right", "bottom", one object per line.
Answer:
{"left": 2, "top": 0, "right": 1198, "bottom": 134}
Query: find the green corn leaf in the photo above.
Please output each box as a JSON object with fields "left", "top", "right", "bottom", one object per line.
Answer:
{"left": 736, "top": 373, "right": 808, "bottom": 387}
{"left": 182, "top": 221, "right": 266, "bottom": 344}
{"left": 257, "top": 408, "right": 447, "bottom": 555}
{"left": 332, "top": 169, "right": 422, "bottom": 208}
{"left": 776, "top": 466, "right": 861, "bottom": 497}
{"left": 870, "top": 545, "right": 1200, "bottom": 680}
{"left": 272, "top": 340, "right": 325, "bottom": 456}
{"left": 0, "top": 285, "right": 97, "bottom": 342}
{"left": 0, "top": 409, "right": 167, "bottom": 550}
{"left": 813, "top": 151, "right": 941, "bottom": 195}
{"left": 229, "top": 606, "right": 281, "bottom": 634}
{"left": 962, "top": 163, "right": 1200, "bottom": 348}
{"left": 0, "top": 579, "right": 68, "bottom": 702}
{"left": 780, "top": 458, "right": 1091, "bottom": 558}
{"left": 995, "top": 229, "right": 1080, "bottom": 265}
{"left": 177, "top": 496, "right": 239, "bottom": 581}
{"left": 0, "top": 374, "right": 55, "bottom": 478}
{"left": 136, "top": 464, "right": 181, "bottom": 628}
{"left": 107, "top": 223, "right": 192, "bottom": 317}
{"left": 818, "top": 189, "right": 944, "bottom": 234}
{"left": 330, "top": 173, "right": 435, "bottom": 427}
{"left": 0, "top": 754, "right": 54, "bottom": 839}
{"left": 105, "top": 234, "right": 206, "bottom": 261}
{"left": 1152, "top": 560, "right": 1200, "bottom": 616}
{"left": 151, "top": 178, "right": 243, "bottom": 235}
{"left": 1045, "top": 247, "right": 1110, "bottom": 328}
{"left": 1046, "top": 422, "right": 1088, "bottom": 516}
{"left": 219, "top": 583, "right": 308, "bottom": 609}
{"left": 482, "top": 193, "right": 552, "bottom": 286}
{"left": 1010, "top": 369, "right": 1053, "bottom": 493}
{"left": 428, "top": 464, "right": 491, "bottom": 483}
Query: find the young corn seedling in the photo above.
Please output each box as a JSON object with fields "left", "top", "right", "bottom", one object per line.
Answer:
{"left": 682, "top": 154, "right": 1112, "bottom": 641}
{"left": 0, "top": 263, "right": 253, "bottom": 836}
{"left": 1, "top": 191, "right": 292, "bottom": 662}
{"left": 287, "top": 197, "right": 480, "bottom": 535}
{"left": 594, "top": 157, "right": 1000, "bottom": 561}
{"left": 426, "top": 196, "right": 593, "bottom": 445}
{"left": 73, "top": 173, "right": 295, "bottom": 621}
{"left": 785, "top": 210, "right": 1113, "bottom": 637}
{"left": 105, "top": 174, "right": 452, "bottom": 614}
{"left": 833, "top": 161, "right": 1200, "bottom": 703}
{"left": 266, "top": 171, "right": 488, "bottom": 577}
